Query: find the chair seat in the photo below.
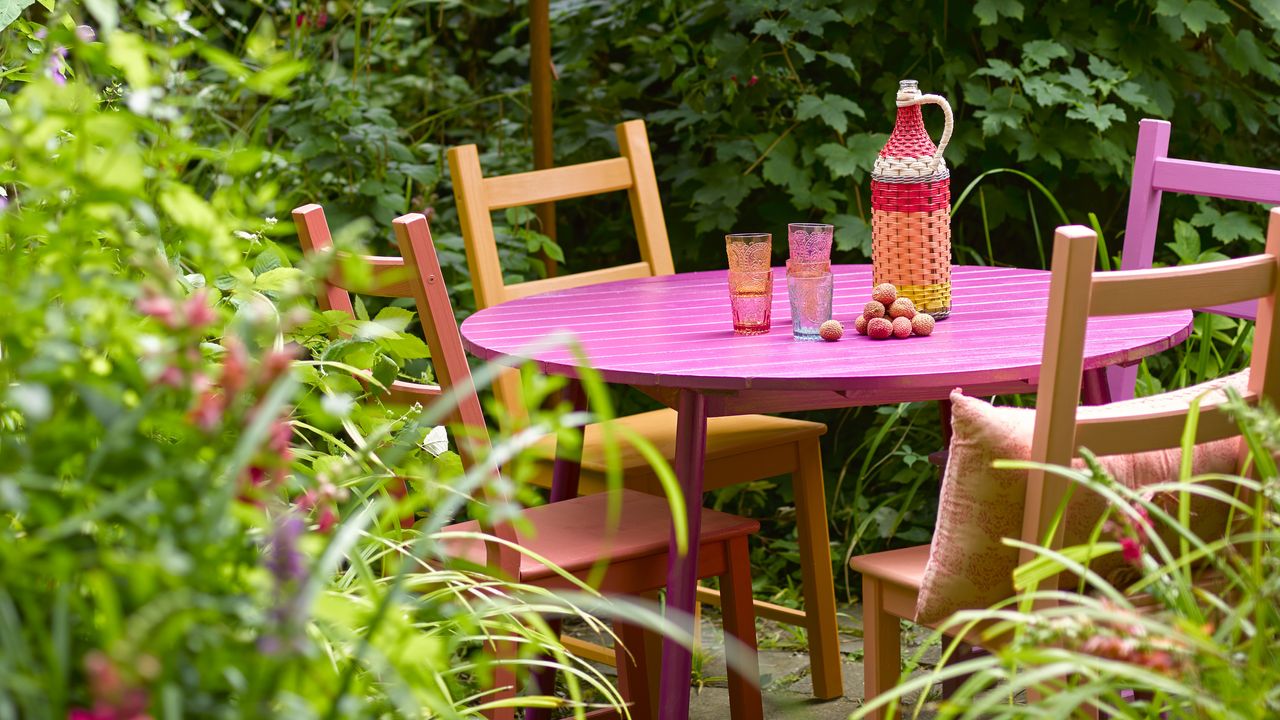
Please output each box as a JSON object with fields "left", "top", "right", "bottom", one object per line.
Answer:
{"left": 848, "top": 544, "right": 930, "bottom": 591}
{"left": 443, "top": 489, "right": 760, "bottom": 583}
{"left": 530, "top": 408, "right": 826, "bottom": 476}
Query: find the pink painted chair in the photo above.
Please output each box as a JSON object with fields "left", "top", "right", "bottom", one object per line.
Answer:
{"left": 292, "top": 204, "right": 764, "bottom": 720}
{"left": 1109, "top": 118, "right": 1280, "bottom": 400}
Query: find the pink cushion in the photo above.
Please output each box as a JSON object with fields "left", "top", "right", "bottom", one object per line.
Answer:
{"left": 915, "top": 371, "right": 1248, "bottom": 625}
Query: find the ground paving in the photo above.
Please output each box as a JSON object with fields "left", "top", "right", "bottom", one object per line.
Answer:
{"left": 566, "top": 603, "right": 943, "bottom": 719}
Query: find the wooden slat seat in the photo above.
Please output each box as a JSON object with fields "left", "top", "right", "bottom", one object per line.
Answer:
{"left": 444, "top": 489, "right": 759, "bottom": 584}
{"left": 527, "top": 410, "right": 826, "bottom": 494}
{"left": 847, "top": 545, "right": 930, "bottom": 592}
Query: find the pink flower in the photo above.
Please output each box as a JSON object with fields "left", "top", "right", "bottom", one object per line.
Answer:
{"left": 189, "top": 391, "right": 224, "bottom": 431}
{"left": 316, "top": 505, "right": 338, "bottom": 533}
{"left": 136, "top": 294, "right": 175, "bottom": 325}
{"left": 268, "top": 419, "right": 293, "bottom": 455}
{"left": 183, "top": 290, "right": 216, "bottom": 329}
{"left": 156, "top": 365, "right": 185, "bottom": 388}
{"left": 1119, "top": 536, "right": 1143, "bottom": 565}
{"left": 315, "top": 12, "right": 328, "bottom": 28}
{"left": 747, "top": 75, "right": 758, "bottom": 86}
{"left": 295, "top": 13, "right": 306, "bottom": 27}
{"left": 219, "top": 337, "right": 249, "bottom": 396}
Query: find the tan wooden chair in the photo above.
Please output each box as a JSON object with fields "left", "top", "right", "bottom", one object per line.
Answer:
{"left": 849, "top": 212, "right": 1280, "bottom": 719}
{"left": 448, "top": 119, "right": 842, "bottom": 699}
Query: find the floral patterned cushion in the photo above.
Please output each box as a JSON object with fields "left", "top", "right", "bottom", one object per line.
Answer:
{"left": 915, "top": 370, "right": 1249, "bottom": 626}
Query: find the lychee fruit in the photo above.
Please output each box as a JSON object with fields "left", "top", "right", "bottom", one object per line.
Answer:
{"left": 892, "top": 316, "right": 913, "bottom": 338}
{"left": 911, "top": 313, "right": 936, "bottom": 336}
{"left": 872, "top": 283, "right": 897, "bottom": 306}
{"left": 889, "top": 297, "right": 917, "bottom": 320}
{"left": 863, "top": 301, "right": 886, "bottom": 320}
{"left": 819, "top": 320, "right": 843, "bottom": 341}
{"left": 854, "top": 316, "right": 869, "bottom": 335}
{"left": 867, "top": 317, "right": 893, "bottom": 340}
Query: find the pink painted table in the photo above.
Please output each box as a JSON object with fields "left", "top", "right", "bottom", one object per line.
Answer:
{"left": 460, "top": 264, "right": 1193, "bottom": 717}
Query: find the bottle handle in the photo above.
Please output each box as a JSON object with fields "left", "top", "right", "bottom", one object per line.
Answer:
{"left": 899, "top": 93, "right": 953, "bottom": 165}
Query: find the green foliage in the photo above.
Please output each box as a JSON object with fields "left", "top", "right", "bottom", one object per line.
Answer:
{"left": 0, "top": 9, "right": 652, "bottom": 718}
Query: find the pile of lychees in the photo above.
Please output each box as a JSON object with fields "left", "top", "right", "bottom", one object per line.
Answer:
{"left": 855, "top": 283, "right": 935, "bottom": 339}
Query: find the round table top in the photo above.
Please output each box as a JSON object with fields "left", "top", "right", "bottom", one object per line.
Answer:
{"left": 460, "top": 265, "right": 1193, "bottom": 394}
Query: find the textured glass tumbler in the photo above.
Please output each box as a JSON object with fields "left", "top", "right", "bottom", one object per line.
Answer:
{"left": 726, "top": 232, "right": 773, "bottom": 272}
{"left": 788, "top": 223, "right": 834, "bottom": 262}
{"left": 787, "top": 270, "right": 834, "bottom": 340}
{"left": 728, "top": 269, "right": 773, "bottom": 335}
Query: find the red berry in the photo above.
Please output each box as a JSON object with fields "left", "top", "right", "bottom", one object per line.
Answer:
{"left": 892, "top": 316, "right": 912, "bottom": 338}
{"left": 872, "top": 283, "right": 898, "bottom": 305}
{"left": 867, "top": 317, "right": 893, "bottom": 339}
{"left": 911, "top": 313, "right": 936, "bottom": 336}
{"left": 863, "top": 301, "right": 886, "bottom": 320}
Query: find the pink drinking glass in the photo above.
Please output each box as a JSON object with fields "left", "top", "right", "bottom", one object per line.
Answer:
{"left": 727, "top": 269, "right": 773, "bottom": 335}
{"left": 788, "top": 223, "right": 834, "bottom": 262}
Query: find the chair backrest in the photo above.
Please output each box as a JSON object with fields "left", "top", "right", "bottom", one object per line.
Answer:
{"left": 1024, "top": 208, "right": 1280, "bottom": 578}
{"left": 293, "top": 204, "right": 518, "bottom": 570}
{"left": 1111, "top": 119, "right": 1280, "bottom": 399}
{"left": 448, "top": 120, "right": 675, "bottom": 414}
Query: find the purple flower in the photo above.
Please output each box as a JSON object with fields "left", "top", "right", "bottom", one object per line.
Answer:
{"left": 265, "top": 514, "right": 306, "bottom": 584}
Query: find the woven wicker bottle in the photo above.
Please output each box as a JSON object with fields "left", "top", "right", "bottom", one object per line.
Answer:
{"left": 871, "top": 79, "right": 954, "bottom": 318}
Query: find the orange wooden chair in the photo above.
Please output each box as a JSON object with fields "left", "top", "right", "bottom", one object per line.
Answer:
{"left": 448, "top": 119, "right": 842, "bottom": 699}
{"left": 293, "top": 204, "right": 764, "bottom": 720}
{"left": 850, "top": 213, "right": 1280, "bottom": 719}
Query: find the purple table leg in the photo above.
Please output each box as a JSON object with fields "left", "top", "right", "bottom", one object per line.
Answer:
{"left": 526, "top": 379, "right": 587, "bottom": 720}
{"left": 1082, "top": 367, "right": 1113, "bottom": 406}
{"left": 658, "top": 389, "right": 708, "bottom": 720}
{"left": 549, "top": 378, "right": 587, "bottom": 503}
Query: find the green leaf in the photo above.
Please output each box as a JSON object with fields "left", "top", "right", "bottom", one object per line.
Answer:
{"left": 253, "top": 267, "right": 305, "bottom": 293}
{"left": 370, "top": 306, "right": 414, "bottom": 333}
{"left": 832, "top": 214, "right": 872, "bottom": 255}
{"left": 973, "top": 0, "right": 1024, "bottom": 25}
{"left": 974, "top": 58, "right": 1022, "bottom": 83}
{"left": 795, "top": 94, "right": 864, "bottom": 135}
{"left": 0, "top": 0, "right": 36, "bottom": 31}
{"left": 1022, "top": 76, "right": 1071, "bottom": 107}
{"left": 379, "top": 333, "right": 431, "bottom": 360}
{"left": 1021, "top": 39, "right": 1069, "bottom": 70}
{"left": 1210, "top": 211, "right": 1264, "bottom": 244}
{"left": 1183, "top": 0, "right": 1230, "bottom": 34}
{"left": 816, "top": 134, "right": 884, "bottom": 181}
{"left": 1065, "top": 101, "right": 1126, "bottom": 132}
{"left": 1167, "top": 219, "right": 1202, "bottom": 264}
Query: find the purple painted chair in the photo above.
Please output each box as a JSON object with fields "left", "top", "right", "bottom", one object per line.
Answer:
{"left": 293, "top": 205, "right": 764, "bottom": 720}
{"left": 1109, "top": 118, "right": 1280, "bottom": 400}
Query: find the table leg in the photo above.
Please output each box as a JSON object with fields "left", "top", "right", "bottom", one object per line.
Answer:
{"left": 658, "top": 389, "right": 708, "bottom": 720}
{"left": 549, "top": 378, "right": 587, "bottom": 503}
{"left": 1082, "top": 367, "right": 1113, "bottom": 406}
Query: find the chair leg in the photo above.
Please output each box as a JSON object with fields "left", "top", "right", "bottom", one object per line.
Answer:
{"left": 484, "top": 638, "right": 518, "bottom": 720}
{"left": 862, "top": 576, "right": 902, "bottom": 720}
{"left": 524, "top": 618, "right": 562, "bottom": 720}
{"left": 720, "top": 535, "right": 764, "bottom": 720}
{"left": 793, "top": 436, "right": 843, "bottom": 700}
{"left": 615, "top": 621, "right": 656, "bottom": 720}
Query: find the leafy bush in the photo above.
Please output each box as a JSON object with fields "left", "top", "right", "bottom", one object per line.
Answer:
{"left": 0, "top": 12, "right": 648, "bottom": 718}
